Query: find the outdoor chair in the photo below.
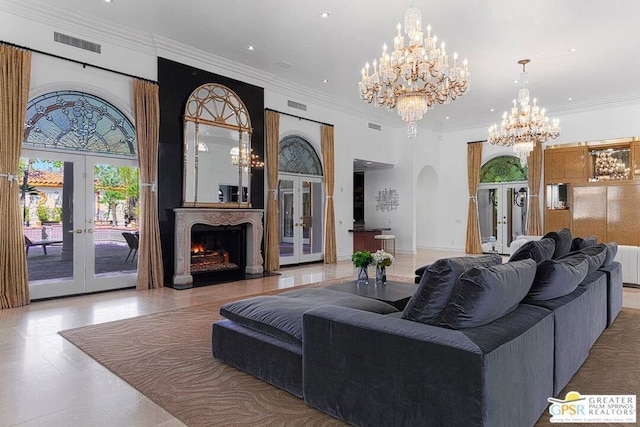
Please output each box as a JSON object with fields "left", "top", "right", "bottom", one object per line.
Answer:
{"left": 122, "top": 232, "right": 139, "bottom": 263}
{"left": 24, "top": 235, "right": 63, "bottom": 256}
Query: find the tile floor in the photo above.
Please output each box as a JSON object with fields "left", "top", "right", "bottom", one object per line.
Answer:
{"left": 2, "top": 249, "right": 639, "bottom": 426}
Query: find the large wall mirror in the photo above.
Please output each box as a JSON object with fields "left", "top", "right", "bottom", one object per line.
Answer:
{"left": 183, "top": 83, "right": 259, "bottom": 207}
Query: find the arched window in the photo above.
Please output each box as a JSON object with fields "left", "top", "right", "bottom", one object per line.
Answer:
{"left": 480, "top": 155, "right": 527, "bottom": 183}
{"left": 24, "top": 91, "right": 137, "bottom": 157}
{"left": 279, "top": 135, "right": 323, "bottom": 175}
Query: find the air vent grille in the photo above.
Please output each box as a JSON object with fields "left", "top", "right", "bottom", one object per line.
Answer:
{"left": 287, "top": 100, "right": 307, "bottom": 111}
{"left": 368, "top": 122, "right": 382, "bottom": 131}
{"left": 54, "top": 32, "right": 101, "bottom": 53}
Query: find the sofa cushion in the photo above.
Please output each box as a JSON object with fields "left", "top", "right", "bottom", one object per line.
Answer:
{"left": 508, "top": 238, "right": 555, "bottom": 263}
{"left": 438, "top": 259, "right": 537, "bottom": 329}
{"left": 543, "top": 228, "right": 572, "bottom": 259}
{"left": 401, "top": 255, "right": 502, "bottom": 324}
{"left": 603, "top": 242, "right": 618, "bottom": 267}
{"left": 220, "top": 288, "right": 399, "bottom": 346}
{"left": 570, "top": 236, "right": 597, "bottom": 252}
{"left": 558, "top": 244, "right": 608, "bottom": 275}
{"left": 527, "top": 256, "right": 590, "bottom": 300}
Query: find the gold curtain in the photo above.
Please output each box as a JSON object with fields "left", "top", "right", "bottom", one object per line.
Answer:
{"left": 264, "top": 110, "right": 280, "bottom": 272}
{"left": 133, "top": 79, "right": 164, "bottom": 289}
{"left": 526, "top": 142, "right": 543, "bottom": 235}
{"left": 321, "top": 124, "right": 337, "bottom": 263}
{"left": 465, "top": 141, "right": 483, "bottom": 254}
{"left": 0, "top": 46, "right": 31, "bottom": 308}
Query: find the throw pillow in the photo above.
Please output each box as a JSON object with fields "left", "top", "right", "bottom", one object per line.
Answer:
{"left": 556, "top": 245, "right": 607, "bottom": 276}
{"left": 570, "top": 236, "right": 598, "bottom": 252}
{"left": 603, "top": 242, "right": 618, "bottom": 267}
{"left": 438, "top": 259, "right": 537, "bottom": 329}
{"left": 527, "top": 256, "right": 590, "bottom": 300}
{"left": 401, "top": 254, "right": 502, "bottom": 324}
{"left": 508, "top": 237, "right": 555, "bottom": 263}
{"left": 543, "top": 228, "right": 572, "bottom": 259}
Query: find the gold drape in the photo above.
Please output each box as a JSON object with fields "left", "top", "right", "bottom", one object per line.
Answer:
{"left": 526, "top": 142, "right": 543, "bottom": 235}
{"left": 321, "top": 125, "right": 337, "bottom": 263}
{"left": 465, "top": 141, "right": 483, "bottom": 254}
{"left": 0, "top": 46, "right": 31, "bottom": 308}
{"left": 264, "top": 110, "right": 280, "bottom": 272}
{"left": 133, "top": 79, "right": 164, "bottom": 289}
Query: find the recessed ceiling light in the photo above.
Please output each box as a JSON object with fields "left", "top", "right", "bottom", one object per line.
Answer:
{"left": 246, "top": 45, "right": 256, "bottom": 51}
{"left": 319, "top": 11, "right": 330, "bottom": 18}
{"left": 569, "top": 48, "right": 578, "bottom": 53}
{"left": 568, "top": 97, "right": 573, "bottom": 101}
{"left": 104, "top": 0, "right": 113, "bottom": 2}
{"left": 445, "top": 116, "right": 450, "bottom": 120}
{"left": 513, "top": 79, "right": 519, "bottom": 84}
{"left": 490, "top": 108, "right": 495, "bottom": 112}
{"left": 322, "top": 79, "right": 329, "bottom": 83}
{"left": 366, "top": 161, "right": 373, "bottom": 165}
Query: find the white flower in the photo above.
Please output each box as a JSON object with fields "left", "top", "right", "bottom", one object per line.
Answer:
{"left": 372, "top": 249, "right": 394, "bottom": 267}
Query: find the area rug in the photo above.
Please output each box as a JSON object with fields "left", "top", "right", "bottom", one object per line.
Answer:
{"left": 59, "top": 279, "right": 640, "bottom": 427}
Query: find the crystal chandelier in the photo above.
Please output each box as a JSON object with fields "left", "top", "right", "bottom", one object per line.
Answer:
{"left": 488, "top": 59, "right": 561, "bottom": 166}
{"left": 230, "top": 142, "right": 264, "bottom": 171}
{"left": 358, "top": 2, "right": 470, "bottom": 139}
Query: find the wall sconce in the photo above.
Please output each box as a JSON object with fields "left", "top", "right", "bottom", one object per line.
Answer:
{"left": 514, "top": 187, "right": 527, "bottom": 207}
{"left": 375, "top": 188, "right": 399, "bottom": 212}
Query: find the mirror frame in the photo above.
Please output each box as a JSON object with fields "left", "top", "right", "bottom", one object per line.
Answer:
{"left": 182, "top": 83, "right": 254, "bottom": 208}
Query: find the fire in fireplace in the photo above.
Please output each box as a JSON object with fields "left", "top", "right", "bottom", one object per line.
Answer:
{"left": 190, "top": 223, "right": 246, "bottom": 283}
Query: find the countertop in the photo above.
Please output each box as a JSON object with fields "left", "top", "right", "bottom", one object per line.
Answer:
{"left": 348, "top": 227, "right": 391, "bottom": 232}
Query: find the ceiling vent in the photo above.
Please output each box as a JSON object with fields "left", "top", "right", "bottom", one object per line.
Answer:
{"left": 54, "top": 32, "right": 101, "bottom": 54}
{"left": 368, "top": 122, "right": 382, "bottom": 131}
{"left": 287, "top": 100, "right": 307, "bottom": 111}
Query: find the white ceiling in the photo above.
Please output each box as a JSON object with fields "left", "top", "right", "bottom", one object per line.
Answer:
{"left": 7, "top": 0, "right": 640, "bottom": 132}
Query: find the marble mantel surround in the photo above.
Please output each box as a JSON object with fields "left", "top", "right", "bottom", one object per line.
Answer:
{"left": 173, "top": 208, "right": 264, "bottom": 289}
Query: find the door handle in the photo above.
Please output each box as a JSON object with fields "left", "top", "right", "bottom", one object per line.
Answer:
{"left": 87, "top": 229, "right": 94, "bottom": 234}
{"left": 68, "top": 229, "right": 83, "bottom": 234}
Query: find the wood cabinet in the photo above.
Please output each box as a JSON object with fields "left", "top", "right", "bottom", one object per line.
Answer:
{"left": 544, "top": 146, "right": 587, "bottom": 182}
{"left": 352, "top": 230, "right": 382, "bottom": 253}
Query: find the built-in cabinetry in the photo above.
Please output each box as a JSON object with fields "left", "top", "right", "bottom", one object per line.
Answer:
{"left": 544, "top": 137, "right": 640, "bottom": 245}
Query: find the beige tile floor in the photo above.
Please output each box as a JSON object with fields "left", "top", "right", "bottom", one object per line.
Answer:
{"left": 2, "top": 248, "right": 639, "bottom": 426}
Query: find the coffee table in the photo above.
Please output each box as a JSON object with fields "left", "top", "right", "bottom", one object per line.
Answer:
{"left": 326, "top": 280, "right": 417, "bottom": 310}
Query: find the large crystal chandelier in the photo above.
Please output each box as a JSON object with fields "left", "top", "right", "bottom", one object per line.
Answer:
{"left": 358, "top": 2, "right": 470, "bottom": 139}
{"left": 488, "top": 59, "right": 561, "bottom": 166}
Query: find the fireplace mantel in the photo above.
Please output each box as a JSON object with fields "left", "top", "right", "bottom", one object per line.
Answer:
{"left": 173, "top": 208, "right": 264, "bottom": 288}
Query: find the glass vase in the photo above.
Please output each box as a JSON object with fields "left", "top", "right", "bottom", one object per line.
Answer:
{"left": 357, "top": 266, "right": 369, "bottom": 285}
{"left": 375, "top": 265, "right": 387, "bottom": 285}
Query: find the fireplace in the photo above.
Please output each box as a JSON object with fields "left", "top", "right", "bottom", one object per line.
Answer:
{"left": 173, "top": 208, "right": 263, "bottom": 289}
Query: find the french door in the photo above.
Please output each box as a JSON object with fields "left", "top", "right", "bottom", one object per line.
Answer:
{"left": 477, "top": 182, "right": 528, "bottom": 255}
{"left": 21, "top": 149, "right": 138, "bottom": 299}
{"left": 278, "top": 174, "right": 324, "bottom": 265}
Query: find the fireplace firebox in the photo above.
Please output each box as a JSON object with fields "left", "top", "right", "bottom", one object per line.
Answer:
{"left": 190, "top": 224, "right": 246, "bottom": 284}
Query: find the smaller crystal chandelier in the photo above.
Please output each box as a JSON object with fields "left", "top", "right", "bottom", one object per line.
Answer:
{"left": 358, "top": 2, "right": 470, "bottom": 139}
{"left": 230, "top": 143, "right": 264, "bottom": 171}
{"left": 488, "top": 59, "right": 560, "bottom": 166}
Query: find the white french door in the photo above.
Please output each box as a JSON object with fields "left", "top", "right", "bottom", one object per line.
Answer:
{"left": 477, "top": 182, "right": 528, "bottom": 255}
{"left": 22, "top": 149, "right": 138, "bottom": 299}
{"left": 278, "top": 174, "right": 324, "bottom": 265}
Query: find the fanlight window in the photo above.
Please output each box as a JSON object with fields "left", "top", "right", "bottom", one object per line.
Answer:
{"left": 279, "top": 135, "right": 323, "bottom": 176}
{"left": 24, "top": 91, "right": 136, "bottom": 157}
{"left": 480, "top": 155, "right": 527, "bottom": 183}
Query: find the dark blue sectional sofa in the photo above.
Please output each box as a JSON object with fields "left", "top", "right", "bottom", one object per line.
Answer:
{"left": 211, "top": 229, "right": 622, "bottom": 427}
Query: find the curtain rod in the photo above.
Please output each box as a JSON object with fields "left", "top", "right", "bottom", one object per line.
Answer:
{"left": 467, "top": 140, "right": 487, "bottom": 144}
{"left": 1, "top": 40, "right": 157, "bottom": 84}
{"left": 265, "top": 108, "right": 334, "bottom": 128}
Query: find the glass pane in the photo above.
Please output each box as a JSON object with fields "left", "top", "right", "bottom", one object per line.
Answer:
{"left": 278, "top": 179, "right": 294, "bottom": 258}
{"left": 302, "top": 181, "right": 324, "bottom": 255}
{"left": 92, "top": 163, "right": 139, "bottom": 277}
{"left": 21, "top": 157, "right": 73, "bottom": 283}
{"left": 478, "top": 188, "right": 498, "bottom": 245}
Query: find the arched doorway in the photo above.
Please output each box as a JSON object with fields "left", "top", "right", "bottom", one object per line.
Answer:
{"left": 477, "top": 155, "right": 528, "bottom": 255}
{"left": 21, "top": 90, "right": 139, "bottom": 298}
{"left": 277, "top": 135, "right": 324, "bottom": 265}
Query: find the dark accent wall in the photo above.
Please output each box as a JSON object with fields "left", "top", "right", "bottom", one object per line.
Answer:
{"left": 157, "top": 57, "right": 265, "bottom": 284}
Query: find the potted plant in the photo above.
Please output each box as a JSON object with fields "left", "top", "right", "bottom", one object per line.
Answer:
{"left": 372, "top": 249, "right": 394, "bottom": 285}
{"left": 351, "top": 250, "right": 373, "bottom": 285}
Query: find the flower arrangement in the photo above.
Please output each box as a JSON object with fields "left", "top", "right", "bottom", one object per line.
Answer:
{"left": 351, "top": 250, "right": 373, "bottom": 268}
{"left": 372, "top": 249, "right": 394, "bottom": 267}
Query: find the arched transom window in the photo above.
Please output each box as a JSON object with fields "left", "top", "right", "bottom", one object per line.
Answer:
{"left": 279, "top": 135, "right": 323, "bottom": 176}
{"left": 24, "top": 90, "right": 137, "bottom": 157}
{"left": 480, "top": 155, "right": 527, "bottom": 183}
